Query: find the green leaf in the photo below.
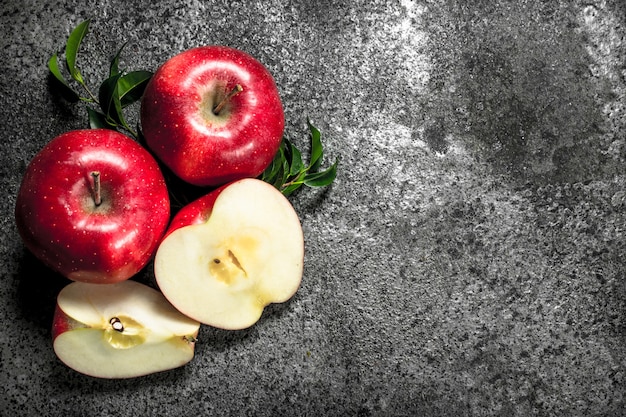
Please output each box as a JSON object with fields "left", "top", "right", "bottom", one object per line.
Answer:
{"left": 98, "top": 73, "right": 125, "bottom": 126}
{"left": 261, "top": 155, "right": 281, "bottom": 185}
{"left": 280, "top": 155, "right": 291, "bottom": 188}
{"left": 87, "top": 107, "right": 115, "bottom": 129}
{"left": 272, "top": 147, "right": 288, "bottom": 188}
{"left": 118, "top": 70, "right": 152, "bottom": 107}
{"left": 261, "top": 139, "right": 287, "bottom": 184}
{"left": 308, "top": 120, "right": 323, "bottom": 172}
{"left": 48, "top": 53, "right": 79, "bottom": 101}
{"left": 282, "top": 184, "right": 300, "bottom": 196}
{"left": 259, "top": 121, "right": 339, "bottom": 195}
{"left": 288, "top": 139, "right": 305, "bottom": 176}
{"left": 48, "top": 53, "right": 71, "bottom": 88}
{"left": 109, "top": 42, "right": 127, "bottom": 77}
{"left": 304, "top": 159, "right": 338, "bottom": 187}
{"left": 259, "top": 161, "right": 272, "bottom": 183}
{"left": 65, "top": 20, "right": 90, "bottom": 84}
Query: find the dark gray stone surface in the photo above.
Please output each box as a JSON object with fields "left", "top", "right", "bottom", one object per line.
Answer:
{"left": 1, "top": 0, "right": 625, "bottom": 416}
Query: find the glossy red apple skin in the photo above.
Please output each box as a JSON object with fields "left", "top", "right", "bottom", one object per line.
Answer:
{"left": 15, "top": 129, "right": 170, "bottom": 283}
{"left": 51, "top": 303, "right": 84, "bottom": 341}
{"left": 162, "top": 182, "right": 228, "bottom": 240}
{"left": 140, "top": 45, "right": 284, "bottom": 187}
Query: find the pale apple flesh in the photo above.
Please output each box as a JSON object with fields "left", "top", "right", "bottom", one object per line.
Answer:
{"left": 52, "top": 280, "right": 200, "bottom": 379}
{"left": 154, "top": 178, "right": 304, "bottom": 330}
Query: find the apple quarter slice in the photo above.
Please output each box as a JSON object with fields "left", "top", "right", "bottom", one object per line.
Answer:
{"left": 154, "top": 178, "right": 304, "bottom": 330}
{"left": 52, "top": 280, "right": 200, "bottom": 379}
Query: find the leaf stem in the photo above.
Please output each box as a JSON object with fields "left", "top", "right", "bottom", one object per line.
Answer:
{"left": 81, "top": 83, "right": 99, "bottom": 104}
{"left": 280, "top": 179, "right": 303, "bottom": 189}
{"left": 116, "top": 120, "right": 138, "bottom": 139}
{"left": 124, "top": 125, "right": 138, "bottom": 139}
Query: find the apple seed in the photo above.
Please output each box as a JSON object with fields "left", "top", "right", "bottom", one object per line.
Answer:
{"left": 104, "top": 315, "right": 148, "bottom": 349}
{"left": 109, "top": 317, "right": 124, "bottom": 332}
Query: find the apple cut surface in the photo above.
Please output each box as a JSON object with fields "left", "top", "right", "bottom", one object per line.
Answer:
{"left": 154, "top": 179, "right": 304, "bottom": 330}
{"left": 52, "top": 280, "right": 200, "bottom": 379}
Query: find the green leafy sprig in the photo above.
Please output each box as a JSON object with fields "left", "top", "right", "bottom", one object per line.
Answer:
{"left": 48, "top": 20, "right": 151, "bottom": 139}
{"left": 260, "top": 120, "right": 338, "bottom": 195}
{"left": 48, "top": 20, "right": 338, "bottom": 195}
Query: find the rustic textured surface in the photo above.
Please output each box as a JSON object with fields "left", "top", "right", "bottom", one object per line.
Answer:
{"left": 1, "top": 0, "right": 625, "bottom": 416}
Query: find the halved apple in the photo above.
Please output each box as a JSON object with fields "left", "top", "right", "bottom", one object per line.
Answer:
{"left": 52, "top": 280, "right": 200, "bottom": 379}
{"left": 154, "top": 178, "right": 304, "bottom": 330}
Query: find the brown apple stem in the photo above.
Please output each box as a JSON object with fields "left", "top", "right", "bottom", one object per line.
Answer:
{"left": 91, "top": 171, "right": 102, "bottom": 206}
{"left": 213, "top": 84, "right": 243, "bottom": 115}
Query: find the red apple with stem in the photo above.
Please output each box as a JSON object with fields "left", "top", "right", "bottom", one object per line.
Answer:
{"left": 140, "top": 45, "right": 285, "bottom": 187}
{"left": 15, "top": 129, "right": 170, "bottom": 283}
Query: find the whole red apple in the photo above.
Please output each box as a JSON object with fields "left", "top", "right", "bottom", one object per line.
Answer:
{"left": 140, "top": 45, "right": 285, "bottom": 187}
{"left": 15, "top": 129, "right": 170, "bottom": 283}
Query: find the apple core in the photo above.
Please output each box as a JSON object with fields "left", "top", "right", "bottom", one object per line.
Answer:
{"left": 104, "top": 315, "right": 147, "bottom": 349}
{"left": 209, "top": 250, "right": 247, "bottom": 285}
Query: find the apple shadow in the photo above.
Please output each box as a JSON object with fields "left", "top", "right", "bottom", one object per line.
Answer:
{"left": 46, "top": 73, "right": 84, "bottom": 124}
{"left": 199, "top": 326, "right": 260, "bottom": 353}
{"left": 15, "top": 249, "right": 69, "bottom": 332}
{"left": 261, "top": 297, "right": 298, "bottom": 324}
{"left": 46, "top": 355, "right": 194, "bottom": 393}
{"left": 196, "top": 294, "right": 300, "bottom": 356}
{"left": 296, "top": 183, "right": 336, "bottom": 215}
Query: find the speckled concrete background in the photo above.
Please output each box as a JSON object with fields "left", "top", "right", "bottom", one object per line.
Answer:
{"left": 1, "top": 0, "right": 625, "bottom": 416}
